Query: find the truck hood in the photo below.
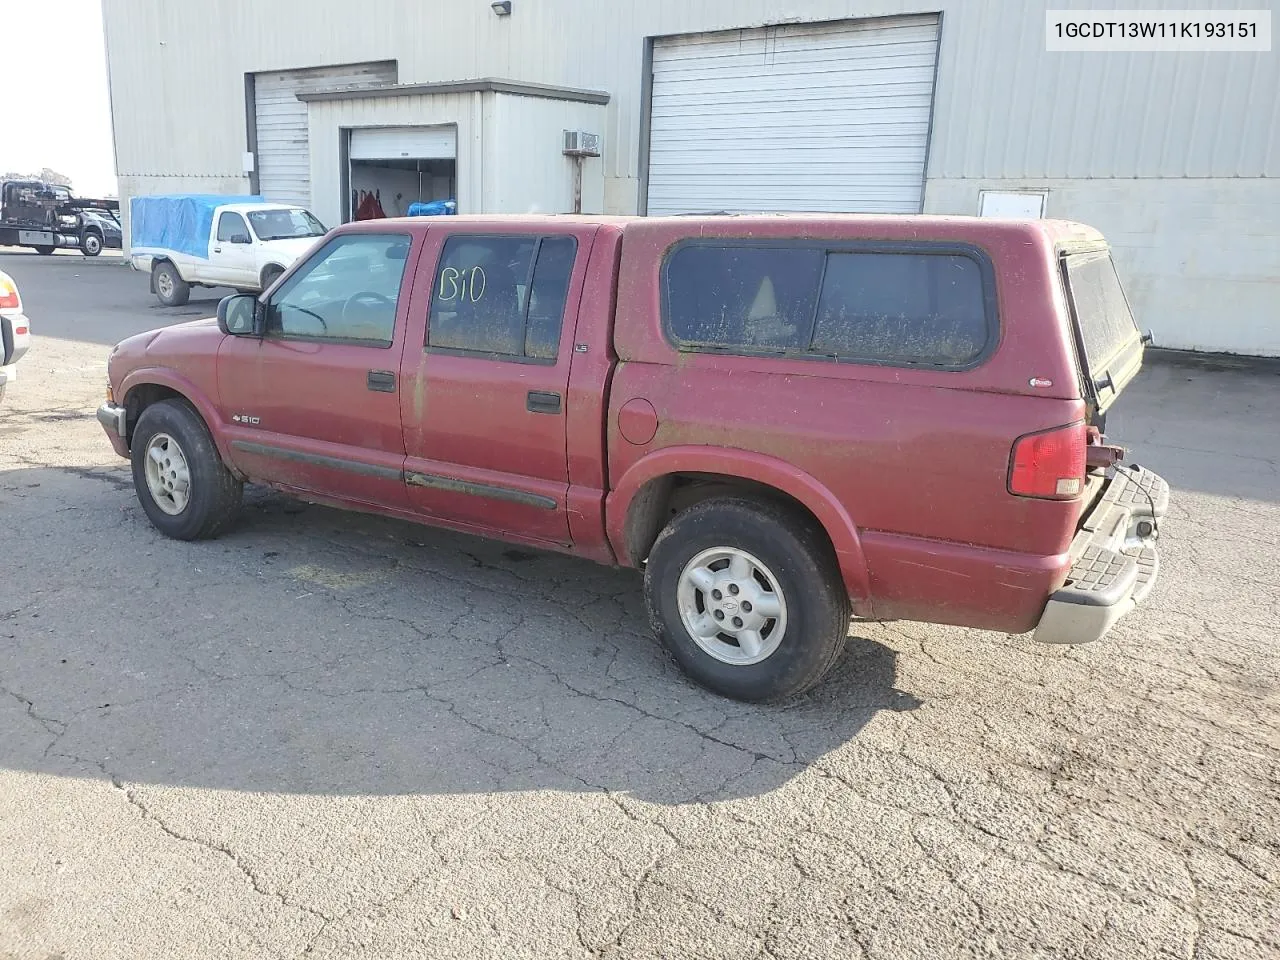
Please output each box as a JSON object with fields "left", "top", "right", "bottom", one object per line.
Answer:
{"left": 108, "top": 317, "right": 221, "bottom": 382}
{"left": 259, "top": 236, "right": 322, "bottom": 263}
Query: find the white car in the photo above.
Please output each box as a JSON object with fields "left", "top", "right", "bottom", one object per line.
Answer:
{"left": 128, "top": 196, "right": 327, "bottom": 307}
{"left": 0, "top": 269, "right": 32, "bottom": 403}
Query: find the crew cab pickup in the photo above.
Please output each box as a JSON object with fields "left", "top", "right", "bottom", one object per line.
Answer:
{"left": 129, "top": 194, "right": 326, "bottom": 307}
{"left": 96, "top": 214, "right": 1167, "bottom": 701}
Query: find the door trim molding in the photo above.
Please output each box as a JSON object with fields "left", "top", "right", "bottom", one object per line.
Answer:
{"left": 405, "top": 471, "right": 558, "bottom": 510}
{"left": 231, "top": 440, "right": 403, "bottom": 481}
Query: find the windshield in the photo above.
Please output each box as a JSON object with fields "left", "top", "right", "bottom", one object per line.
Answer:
{"left": 248, "top": 208, "right": 327, "bottom": 241}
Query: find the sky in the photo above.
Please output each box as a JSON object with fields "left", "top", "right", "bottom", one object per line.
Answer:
{"left": 2, "top": 0, "right": 118, "bottom": 197}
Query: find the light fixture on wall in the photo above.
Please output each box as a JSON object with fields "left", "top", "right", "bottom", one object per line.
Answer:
{"left": 491, "top": 1, "right": 512, "bottom": 15}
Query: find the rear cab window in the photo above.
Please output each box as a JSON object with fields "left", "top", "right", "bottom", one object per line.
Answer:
{"left": 662, "top": 241, "right": 997, "bottom": 368}
{"left": 1061, "top": 250, "right": 1144, "bottom": 414}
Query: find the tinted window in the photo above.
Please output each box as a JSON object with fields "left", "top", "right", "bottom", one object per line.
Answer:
{"left": 664, "top": 243, "right": 993, "bottom": 366}
{"left": 216, "top": 212, "right": 248, "bottom": 242}
{"left": 267, "top": 234, "right": 410, "bottom": 346}
{"left": 665, "top": 246, "right": 822, "bottom": 351}
{"left": 1064, "top": 252, "right": 1140, "bottom": 369}
{"left": 812, "top": 254, "right": 988, "bottom": 364}
{"left": 428, "top": 235, "right": 577, "bottom": 359}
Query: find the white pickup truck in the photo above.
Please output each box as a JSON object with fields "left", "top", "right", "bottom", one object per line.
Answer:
{"left": 128, "top": 195, "right": 327, "bottom": 306}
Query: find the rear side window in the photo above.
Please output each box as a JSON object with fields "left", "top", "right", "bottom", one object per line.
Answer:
{"left": 428, "top": 234, "right": 577, "bottom": 360}
{"left": 663, "top": 243, "right": 994, "bottom": 367}
{"left": 1063, "top": 252, "right": 1140, "bottom": 369}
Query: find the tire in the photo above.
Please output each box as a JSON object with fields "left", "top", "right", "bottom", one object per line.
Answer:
{"left": 0, "top": 383, "right": 6, "bottom": 404}
{"left": 644, "top": 497, "right": 851, "bottom": 703}
{"left": 260, "top": 265, "right": 284, "bottom": 292}
{"left": 130, "top": 399, "right": 243, "bottom": 540}
{"left": 153, "top": 261, "right": 190, "bottom": 306}
{"left": 82, "top": 231, "right": 103, "bottom": 257}
{"left": 34, "top": 245, "right": 55, "bottom": 256}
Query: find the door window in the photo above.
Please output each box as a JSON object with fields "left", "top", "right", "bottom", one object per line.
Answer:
{"left": 428, "top": 235, "right": 577, "bottom": 361}
{"left": 266, "top": 233, "right": 411, "bottom": 347}
{"left": 216, "top": 212, "right": 249, "bottom": 243}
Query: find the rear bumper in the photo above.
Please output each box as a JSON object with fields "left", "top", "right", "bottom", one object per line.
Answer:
{"left": 97, "top": 402, "right": 130, "bottom": 458}
{"left": 1034, "top": 464, "right": 1168, "bottom": 645}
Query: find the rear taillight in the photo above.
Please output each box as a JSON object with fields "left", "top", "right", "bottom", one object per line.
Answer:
{"left": 0, "top": 277, "right": 19, "bottom": 311}
{"left": 1008, "top": 422, "right": 1087, "bottom": 499}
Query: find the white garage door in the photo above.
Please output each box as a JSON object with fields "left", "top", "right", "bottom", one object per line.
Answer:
{"left": 349, "top": 126, "right": 457, "bottom": 161}
{"left": 255, "top": 61, "right": 396, "bottom": 207}
{"left": 647, "top": 16, "right": 940, "bottom": 215}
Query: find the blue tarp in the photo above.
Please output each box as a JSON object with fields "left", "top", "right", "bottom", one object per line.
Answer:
{"left": 129, "top": 194, "right": 267, "bottom": 259}
{"left": 407, "top": 199, "right": 457, "bottom": 217}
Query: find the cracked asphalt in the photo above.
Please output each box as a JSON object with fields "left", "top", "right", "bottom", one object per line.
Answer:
{"left": 1, "top": 250, "right": 1278, "bottom": 959}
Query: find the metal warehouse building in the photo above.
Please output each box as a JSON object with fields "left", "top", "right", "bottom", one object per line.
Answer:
{"left": 102, "top": 1, "right": 1278, "bottom": 355}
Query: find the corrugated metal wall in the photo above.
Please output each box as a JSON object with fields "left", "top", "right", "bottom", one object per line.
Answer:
{"left": 103, "top": 0, "right": 1279, "bottom": 189}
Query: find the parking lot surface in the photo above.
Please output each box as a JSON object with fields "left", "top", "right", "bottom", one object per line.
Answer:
{"left": 2, "top": 251, "right": 1278, "bottom": 959}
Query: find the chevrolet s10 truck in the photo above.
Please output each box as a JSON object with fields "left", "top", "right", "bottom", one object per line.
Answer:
{"left": 97, "top": 214, "right": 1166, "bottom": 701}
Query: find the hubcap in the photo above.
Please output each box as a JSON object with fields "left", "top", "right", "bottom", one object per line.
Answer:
{"left": 676, "top": 547, "right": 788, "bottom": 665}
{"left": 143, "top": 432, "right": 191, "bottom": 515}
{"left": 157, "top": 272, "right": 173, "bottom": 297}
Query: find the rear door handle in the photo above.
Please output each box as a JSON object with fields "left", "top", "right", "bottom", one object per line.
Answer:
{"left": 367, "top": 370, "right": 396, "bottom": 393}
{"left": 213, "top": 246, "right": 222, "bottom": 253}
{"left": 526, "top": 390, "right": 561, "bottom": 414}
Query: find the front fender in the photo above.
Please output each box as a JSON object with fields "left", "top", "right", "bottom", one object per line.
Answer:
{"left": 605, "top": 444, "right": 872, "bottom": 606}
{"left": 118, "top": 367, "right": 232, "bottom": 463}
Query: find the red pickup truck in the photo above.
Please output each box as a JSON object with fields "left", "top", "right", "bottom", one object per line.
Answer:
{"left": 97, "top": 214, "right": 1167, "bottom": 701}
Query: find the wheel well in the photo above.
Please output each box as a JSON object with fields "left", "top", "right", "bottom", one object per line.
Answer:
{"left": 261, "top": 264, "right": 285, "bottom": 287}
{"left": 83, "top": 225, "right": 103, "bottom": 237}
{"left": 623, "top": 472, "right": 836, "bottom": 567}
{"left": 122, "top": 383, "right": 185, "bottom": 447}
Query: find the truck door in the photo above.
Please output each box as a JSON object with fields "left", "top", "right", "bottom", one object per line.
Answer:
{"left": 398, "top": 226, "right": 593, "bottom": 546}
{"left": 209, "top": 211, "right": 257, "bottom": 287}
{"left": 217, "top": 230, "right": 417, "bottom": 508}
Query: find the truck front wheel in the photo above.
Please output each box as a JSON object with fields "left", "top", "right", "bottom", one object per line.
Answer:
{"left": 82, "top": 231, "right": 103, "bottom": 257}
{"left": 643, "top": 497, "right": 850, "bottom": 702}
{"left": 153, "top": 261, "right": 190, "bottom": 306}
{"left": 260, "top": 264, "right": 285, "bottom": 291}
{"left": 130, "top": 399, "right": 243, "bottom": 540}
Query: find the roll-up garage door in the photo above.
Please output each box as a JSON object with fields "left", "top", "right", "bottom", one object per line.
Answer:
{"left": 349, "top": 126, "right": 457, "bottom": 161}
{"left": 646, "top": 16, "right": 940, "bottom": 215}
{"left": 254, "top": 61, "right": 396, "bottom": 207}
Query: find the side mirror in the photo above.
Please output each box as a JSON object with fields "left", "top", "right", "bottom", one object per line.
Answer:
{"left": 217, "top": 294, "right": 262, "bottom": 337}
{"left": 230, "top": 232, "right": 252, "bottom": 245}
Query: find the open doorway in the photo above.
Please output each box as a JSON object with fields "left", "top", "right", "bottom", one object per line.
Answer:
{"left": 347, "top": 124, "right": 458, "bottom": 221}
{"left": 350, "top": 157, "right": 456, "bottom": 220}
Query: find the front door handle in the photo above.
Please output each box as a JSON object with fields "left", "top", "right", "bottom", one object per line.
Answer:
{"left": 526, "top": 390, "right": 561, "bottom": 414}
{"left": 367, "top": 369, "right": 396, "bottom": 393}
{"left": 213, "top": 246, "right": 222, "bottom": 253}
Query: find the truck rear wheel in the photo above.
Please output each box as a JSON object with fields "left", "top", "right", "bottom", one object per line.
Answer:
{"left": 82, "top": 231, "right": 103, "bottom": 257}
{"left": 130, "top": 399, "right": 242, "bottom": 540}
{"left": 643, "top": 497, "right": 850, "bottom": 702}
{"left": 153, "top": 261, "right": 190, "bottom": 306}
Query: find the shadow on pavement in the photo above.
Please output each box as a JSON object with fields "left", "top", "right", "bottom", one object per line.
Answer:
{"left": 1, "top": 467, "right": 918, "bottom": 805}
